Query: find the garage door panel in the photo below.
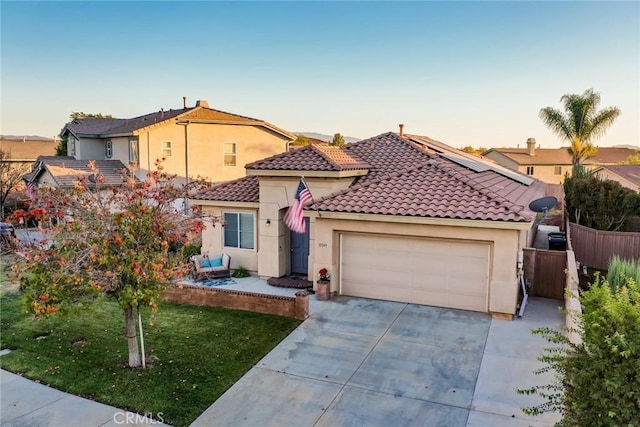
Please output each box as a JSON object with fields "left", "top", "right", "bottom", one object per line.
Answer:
{"left": 341, "top": 234, "right": 489, "bottom": 312}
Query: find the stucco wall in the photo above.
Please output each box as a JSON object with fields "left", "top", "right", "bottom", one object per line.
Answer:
{"left": 256, "top": 176, "right": 357, "bottom": 279}
{"left": 515, "top": 165, "right": 566, "bottom": 184}
{"left": 312, "top": 218, "right": 523, "bottom": 315}
{"left": 200, "top": 205, "right": 260, "bottom": 272}
{"left": 141, "top": 123, "right": 290, "bottom": 184}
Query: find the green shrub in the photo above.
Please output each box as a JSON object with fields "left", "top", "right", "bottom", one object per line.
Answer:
{"left": 519, "top": 276, "right": 640, "bottom": 426}
{"left": 607, "top": 255, "right": 640, "bottom": 292}
{"left": 564, "top": 176, "right": 640, "bottom": 231}
{"left": 232, "top": 266, "right": 250, "bottom": 278}
{"left": 181, "top": 243, "right": 201, "bottom": 260}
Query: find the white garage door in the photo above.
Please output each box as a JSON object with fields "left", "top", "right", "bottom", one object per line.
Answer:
{"left": 340, "top": 233, "right": 490, "bottom": 312}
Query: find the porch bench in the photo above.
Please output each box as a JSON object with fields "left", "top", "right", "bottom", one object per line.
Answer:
{"left": 191, "top": 253, "right": 231, "bottom": 281}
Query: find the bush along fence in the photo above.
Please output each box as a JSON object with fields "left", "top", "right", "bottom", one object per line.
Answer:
{"left": 162, "top": 284, "right": 309, "bottom": 321}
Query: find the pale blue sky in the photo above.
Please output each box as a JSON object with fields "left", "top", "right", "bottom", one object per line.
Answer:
{"left": 1, "top": 1, "right": 638, "bottom": 149}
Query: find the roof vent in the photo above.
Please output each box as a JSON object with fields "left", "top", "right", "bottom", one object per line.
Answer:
{"left": 196, "top": 100, "right": 209, "bottom": 108}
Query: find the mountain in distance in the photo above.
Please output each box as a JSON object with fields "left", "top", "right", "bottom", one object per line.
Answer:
{"left": 295, "top": 132, "right": 361, "bottom": 144}
{"left": 1, "top": 135, "right": 57, "bottom": 141}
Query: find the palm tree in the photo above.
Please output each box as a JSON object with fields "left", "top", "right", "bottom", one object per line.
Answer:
{"left": 539, "top": 88, "right": 620, "bottom": 175}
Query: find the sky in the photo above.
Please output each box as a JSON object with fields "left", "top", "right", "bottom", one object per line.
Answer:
{"left": 1, "top": 1, "right": 638, "bottom": 149}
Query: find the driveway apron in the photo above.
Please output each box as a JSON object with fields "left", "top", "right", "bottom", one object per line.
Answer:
{"left": 191, "top": 297, "right": 491, "bottom": 427}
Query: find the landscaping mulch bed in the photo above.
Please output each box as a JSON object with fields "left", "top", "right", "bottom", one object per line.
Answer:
{"left": 267, "top": 275, "right": 313, "bottom": 289}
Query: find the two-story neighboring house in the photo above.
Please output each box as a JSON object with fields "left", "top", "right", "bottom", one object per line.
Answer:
{"left": 59, "top": 99, "right": 295, "bottom": 184}
{"left": 483, "top": 138, "right": 640, "bottom": 184}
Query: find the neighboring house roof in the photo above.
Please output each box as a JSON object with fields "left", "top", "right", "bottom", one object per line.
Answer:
{"left": 61, "top": 102, "right": 295, "bottom": 140}
{"left": 246, "top": 143, "right": 370, "bottom": 172}
{"left": 593, "top": 164, "right": 640, "bottom": 188}
{"left": 195, "top": 176, "right": 260, "bottom": 203}
{"left": 195, "top": 132, "right": 547, "bottom": 223}
{"left": 483, "top": 146, "right": 639, "bottom": 166}
{"left": 26, "top": 157, "right": 132, "bottom": 188}
{"left": 1, "top": 138, "right": 57, "bottom": 160}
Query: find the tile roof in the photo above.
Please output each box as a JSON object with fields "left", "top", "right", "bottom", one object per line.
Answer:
{"left": 1, "top": 138, "right": 57, "bottom": 160}
{"left": 193, "top": 176, "right": 259, "bottom": 203}
{"left": 311, "top": 156, "right": 536, "bottom": 222}
{"left": 596, "top": 164, "right": 640, "bottom": 186}
{"left": 246, "top": 143, "right": 369, "bottom": 172}
{"left": 62, "top": 105, "right": 295, "bottom": 140}
{"left": 195, "top": 132, "right": 547, "bottom": 223}
{"left": 29, "top": 158, "right": 132, "bottom": 188}
{"left": 486, "top": 147, "right": 640, "bottom": 165}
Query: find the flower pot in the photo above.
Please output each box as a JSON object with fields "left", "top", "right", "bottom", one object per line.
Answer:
{"left": 316, "top": 280, "right": 330, "bottom": 301}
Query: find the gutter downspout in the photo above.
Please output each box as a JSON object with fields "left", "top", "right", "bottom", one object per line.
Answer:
{"left": 176, "top": 120, "right": 190, "bottom": 214}
{"left": 146, "top": 132, "right": 151, "bottom": 173}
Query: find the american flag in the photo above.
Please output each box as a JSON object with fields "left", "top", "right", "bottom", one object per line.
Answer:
{"left": 284, "top": 178, "right": 312, "bottom": 234}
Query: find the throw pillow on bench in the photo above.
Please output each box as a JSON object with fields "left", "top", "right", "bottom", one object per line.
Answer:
{"left": 201, "top": 258, "right": 223, "bottom": 268}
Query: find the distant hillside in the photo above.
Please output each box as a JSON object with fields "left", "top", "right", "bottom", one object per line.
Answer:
{"left": 295, "top": 132, "right": 361, "bottom": 144}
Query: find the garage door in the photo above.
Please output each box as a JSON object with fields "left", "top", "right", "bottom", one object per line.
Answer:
{"left": 340, "top": 234, "right": 490, "bottom": 312}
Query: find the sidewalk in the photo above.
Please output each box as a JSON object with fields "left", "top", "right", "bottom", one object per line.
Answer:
{"left": 0, "top": 369, "right": 169, "bottom": 426}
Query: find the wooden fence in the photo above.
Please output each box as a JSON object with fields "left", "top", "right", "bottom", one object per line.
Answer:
{"left": 523, "top": 247, "right": 567, "bottom": 300}
{"left": 570, "top": 222, "right": 640, "bottom": 270}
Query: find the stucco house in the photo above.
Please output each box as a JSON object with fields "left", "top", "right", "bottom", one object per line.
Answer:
{"left": 592, "top": 164, "right": 640, "bottom": 192}
{"left": 191, "top": 130, "right": 549, "bottom": 317}
{"left": 483, "top": 138, "right": 640, "bottom": 184}
{"left": 59, "top": 99, "right": 295, "bottom": 184}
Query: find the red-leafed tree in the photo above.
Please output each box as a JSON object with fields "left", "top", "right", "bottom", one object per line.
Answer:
{"left": 17, "top": 160, "right": 205, "bottom": 368}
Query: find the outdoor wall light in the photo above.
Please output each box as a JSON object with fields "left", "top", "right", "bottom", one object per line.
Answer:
{"left": 266, "top": 219, "right": 271, "bottom": 226}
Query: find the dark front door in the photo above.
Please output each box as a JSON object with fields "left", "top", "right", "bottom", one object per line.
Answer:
{"left": 290, "top": 218, "right": 310, "bottom": 275}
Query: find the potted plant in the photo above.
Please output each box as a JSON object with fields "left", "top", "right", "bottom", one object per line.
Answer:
{"left": 317, "top": 268, "right": 331, "bottom": 301}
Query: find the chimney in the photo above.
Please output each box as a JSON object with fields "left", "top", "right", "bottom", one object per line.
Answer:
{"left": 183, "top": 96, "right": 187, "bottom": 109}
{"left": 399, "top": 124, "right": 405, "bottom": 137}
{"left": 526, "top": 137, "right": 536, "bottom": 156}
{"left": 196, "top": 100, "right": 209, "bottom": 108}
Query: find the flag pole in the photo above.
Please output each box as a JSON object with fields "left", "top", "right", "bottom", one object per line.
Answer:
{"left": 300, "top": 175, "right": 321, "bottom": 218}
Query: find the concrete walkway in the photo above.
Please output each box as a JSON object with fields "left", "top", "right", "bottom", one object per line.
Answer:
{"left": 2, "top": 281, "right": 564, "bottom": 427}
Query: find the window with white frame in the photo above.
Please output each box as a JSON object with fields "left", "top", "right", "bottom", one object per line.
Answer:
{"left": 223, "top": 212, "right": 254, "bottom": 249}
{"left": 129, "top": 138, "right": 139, "bottom": 164}
{"left": 105, "top": 140, "right": 113, "bottom": 158}
{"left": 69, "top": 137, "right": 76, "bottom": 156}
{"left": 223, "top": 142, "right": 237, "bottom": 166}
{"left": 161, "top": 141, "right": 172, "bottom": 156}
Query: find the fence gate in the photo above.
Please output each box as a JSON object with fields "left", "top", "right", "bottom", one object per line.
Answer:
{"left": 531, "top": 249, "right": 566, "bottom": 300}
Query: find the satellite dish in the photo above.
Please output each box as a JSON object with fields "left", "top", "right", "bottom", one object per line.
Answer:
{"left": 528, "top": 196, "right": 557, "bottom": 213}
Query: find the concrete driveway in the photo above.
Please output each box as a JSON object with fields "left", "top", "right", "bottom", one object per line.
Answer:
{"left": 192, "top": 297, "right": 562, "bottom": 426}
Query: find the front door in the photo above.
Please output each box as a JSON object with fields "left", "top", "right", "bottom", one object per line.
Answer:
{"left": 290, "top": 218, "right": 310, "bottom": 275}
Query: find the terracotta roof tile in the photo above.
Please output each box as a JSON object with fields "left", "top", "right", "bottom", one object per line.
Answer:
{"left": 193, "top": 176, "right": 259, "bottom": 203}
{"left": 312, "top": 157, "right": 534, "bottom": 222}
{"left": 486, "top": 147, "right": 639, "bottom": 165}
{"left": 246, "top": 143, "right": 369, "bottom": 171}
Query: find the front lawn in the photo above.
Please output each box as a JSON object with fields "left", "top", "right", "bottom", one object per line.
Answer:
{"left": 0, "top": 292, "right": 300, "bottom": 426}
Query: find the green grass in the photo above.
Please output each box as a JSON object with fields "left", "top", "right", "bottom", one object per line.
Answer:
{"left": 0, "top": 293, "right": 300, "bottom": 426}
